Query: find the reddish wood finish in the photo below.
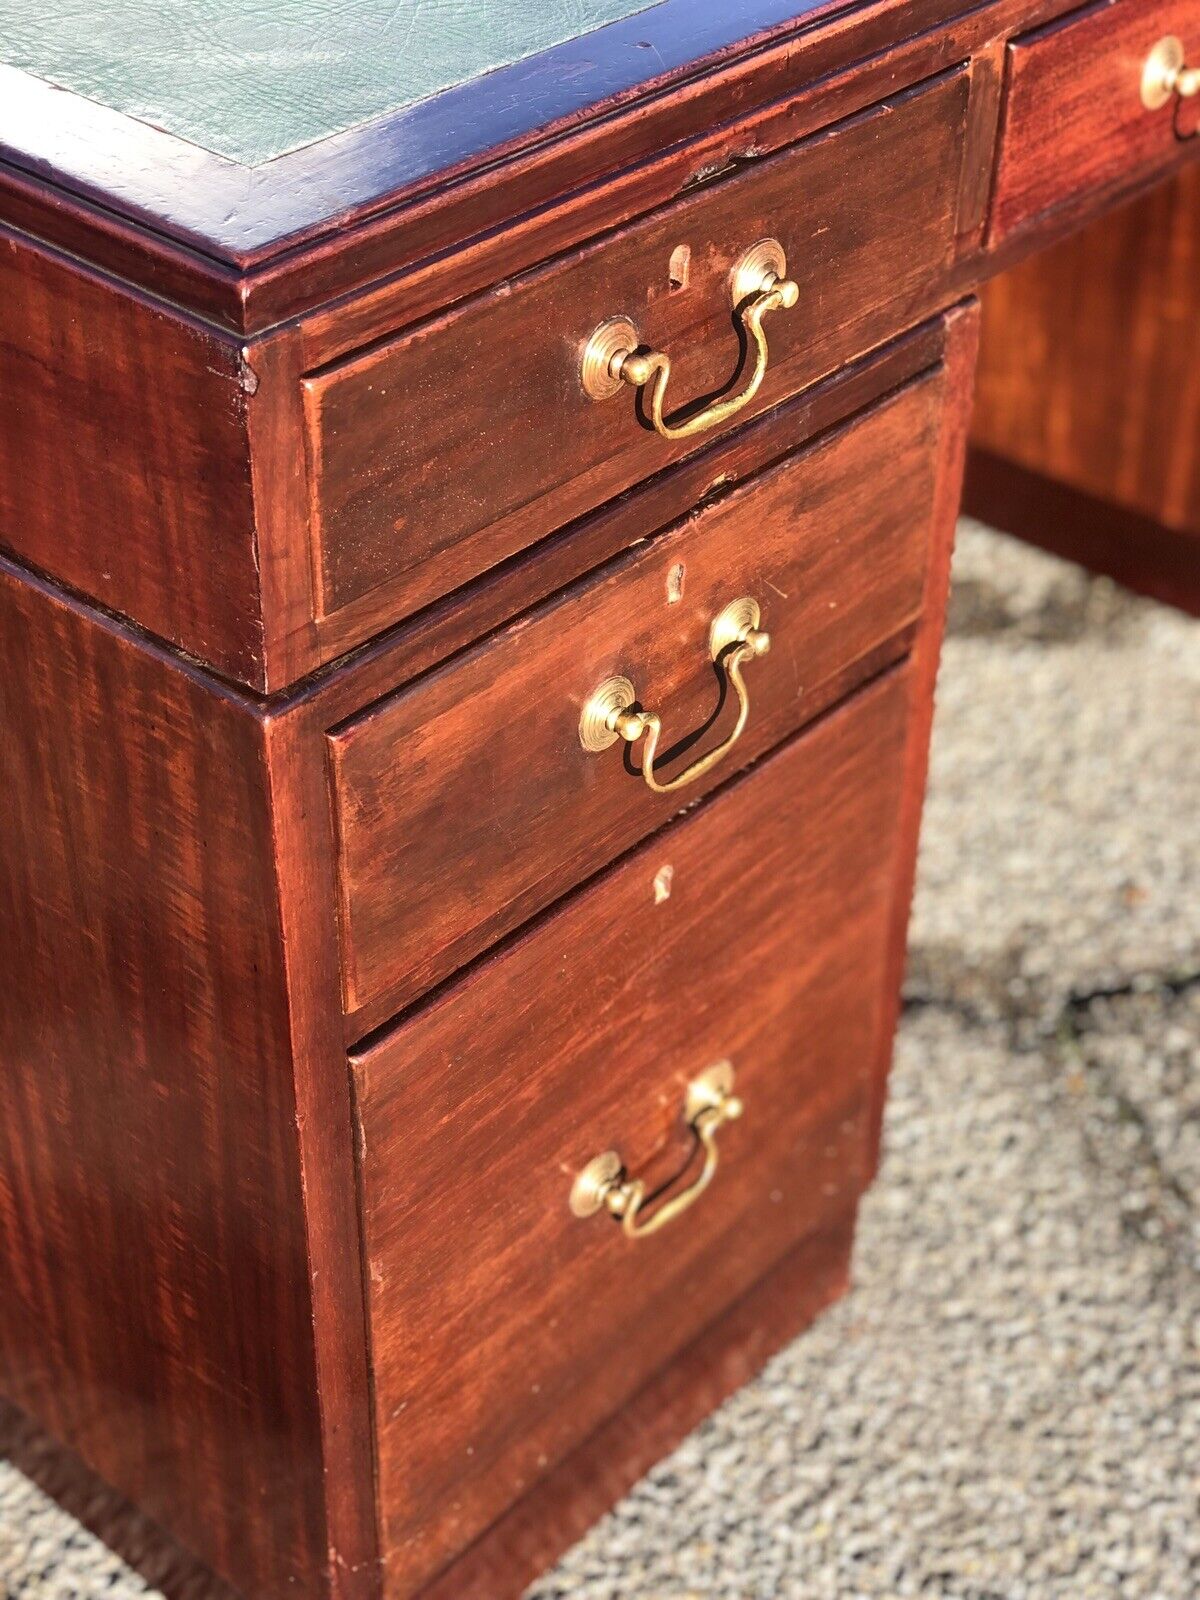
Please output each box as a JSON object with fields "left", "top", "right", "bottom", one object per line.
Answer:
{"left": 10, "top": 0, "right": 1195, "bottom": 1584}
{"left": 1, "top": 54, "right": 981, "bottom": 695}
{"left": 3, "top": 0, "right": 1187, "bottom": 693}
{"left": 965, "top": 450, "right": 1200, "bottom": 612}
{"left": 989, "top": 0, "right": 1200, "bottom": 244}
{"left": 418, "top": 1207, "right": 858, "bottom": 1600}
{"left": 275, "top": 0, "right": 1076, "bottom": 369}
{"left": 261, "top": 710, "right": 383, "bottom": 1600}
{"left": 0, "top": 0, "right": 897, "bottom": 268}
{"left": 303, "top": 71, "right": 969, "bottom": 631}
{"left": 0, "top": 0, "right": 1057, "bottom": 331}
{"left": 868, "top": 299, "right": 980, "bottom": 1173}
{"left": 0, "top": 1397, "right": 243, "bottom": 1600}
{"left": 0, "top": 229, "right": 261, "bottom": 685}
{"left": 329, "top": 371, "right": 943, "bottom": 1024}
{"left": 352, "top": 666, "right": 911, "bottom": 1599}
{"left": 971, "top": 163, "right": 1200, "bottom": 613}
{"left": 0, "top": 562, "right": 329, "bottom": 1600}
{"left": 290, "top": 321, "right": 949, "bottom": 724}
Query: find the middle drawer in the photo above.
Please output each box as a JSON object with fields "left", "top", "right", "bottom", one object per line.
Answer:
{"left": 329, "top": 367, "right": 942, "bottom": 1024}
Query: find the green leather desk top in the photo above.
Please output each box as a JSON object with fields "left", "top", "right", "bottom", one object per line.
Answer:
{"left": 0, "top": 0, "right": 658, "bottom": 165}
{"left": 0, "top": 0, "right": 819, "bottom": 304}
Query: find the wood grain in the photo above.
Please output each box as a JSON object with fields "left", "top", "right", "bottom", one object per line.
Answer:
{"left": 261, "top": 709, "right": 383, "bottom": 1600}
{"left": 965, "top": 448, "right": 1200, "bottom": 613}
{"left": 974, "top": 162, "right": 1200, "bottom": 530}
{"left": 416, "top": 1207, "right": 858, "bottom": 1600}
{"left": 352, "top": 666, "right": 912, "bottom": 1598}
{"left": 0, "top": 560, "right": 327, "bottom": 1600}
{"left": 303, "top": 70, "right": 970, "bottom": 632}
{"left": 971, "top": 162, "right": 1200, "bottom": 612}
{"left": 0, "top": 0, "right": 1054, "bottom": 330}
{"left": 0, "top": 1397, "right": 243, "bottom": 1600}
{"left": 867, "top": 298, "right": 980, "bottom": 1174}
{"left": 0, "top": 228, "right": 263, "bottom": 685}
{"left": 292, "top": 320, "right": 948, "bottom": 706}
{"left": 988, "top": 0, "right": 1200, "bottom": 244}
{"left": 329, "top": 371, "right": 943, "bottom": 1025}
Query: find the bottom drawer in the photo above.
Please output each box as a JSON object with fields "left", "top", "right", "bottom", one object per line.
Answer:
{"left": 351, "top": 663, "right": 913, "bottom": 1596}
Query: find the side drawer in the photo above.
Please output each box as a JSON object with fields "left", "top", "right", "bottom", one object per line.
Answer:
{"left": 351, "top": 665, "right": 912, "bottom": 1598}
{"left": 303, "top": 69, "right": 969, "bottom": 638}
{"left": 329, "top": 366, "right": 944, "bottom": 1026}
{"left": 990, "top": 0, "right": 1200, "bottom": 244}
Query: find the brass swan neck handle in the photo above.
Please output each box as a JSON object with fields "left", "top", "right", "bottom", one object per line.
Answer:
{"left": 581, "top": 238, "right": 799, "bottom": 440}
{"left": 579, "top": 598, "right": 770, "bottom": 795}
{"left": 569, "top": 1063, "right": 744, "bottom": 1240}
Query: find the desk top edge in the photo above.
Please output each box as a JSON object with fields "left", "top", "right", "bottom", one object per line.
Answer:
{"left": 0, "top": 1, "right": 830, "bottom": 271}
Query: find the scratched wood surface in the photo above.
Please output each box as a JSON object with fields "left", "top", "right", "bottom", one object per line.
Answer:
{"left": 329, "top": 370, "right": 943, "bottom": 1027}
{"left": 0, "top": 561, "right": 329, "bottom": 1600}
{"left": 988, "top": 0, "right": 1200, "bottom": 244}
{"left": 0, "top": 229, "right": 261, "bottom": 685}
{"left": 353, "top": 666, "right": 911, "bottom": 1598}
{"left": 303, "top": 72, "right": 968, "bottom": 632}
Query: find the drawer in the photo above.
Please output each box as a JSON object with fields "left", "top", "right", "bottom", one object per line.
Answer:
{"left": 990, "top": 0, "right": 1200, "bottom": 244}
{"left": 303, "top": 69, "right": 969, "bottom": 637}
{"left": 351, "top": 666, "right": 911, "bottom": 1597}
{"left": 329, "top": 367, "right": 944, "bottom": 1024}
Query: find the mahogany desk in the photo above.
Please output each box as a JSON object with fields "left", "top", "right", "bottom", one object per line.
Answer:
{"left": 0, "top": 4, "right": 1195, "bottom": 1598}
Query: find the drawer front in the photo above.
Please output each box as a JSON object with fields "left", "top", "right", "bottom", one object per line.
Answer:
{"left": 990, "top": 0, "right": 1200, "bottom": 244}
{"left": 303, "top": 70, "right": 968, "bottom": 635}
{"left": 329, "top": 368, "right": 943, "bottom": 1023}
{"left": 351, "top": 666, "right": 911, "bottom": 1597}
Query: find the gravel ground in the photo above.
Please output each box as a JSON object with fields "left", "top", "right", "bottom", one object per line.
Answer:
{"left": 2, "top": 524, "right": 1198, "bottom": 1600}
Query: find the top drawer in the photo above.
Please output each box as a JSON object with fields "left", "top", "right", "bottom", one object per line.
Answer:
{"left": 302, "top": 70, "right": 969, "bottom": 635}
{"left": 990, "top": 0, "right": 1200, "bottom": 244}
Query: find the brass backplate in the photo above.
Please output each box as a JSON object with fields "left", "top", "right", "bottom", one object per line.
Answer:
{"left": 685, "top": 1060, "right": 736, "bottom": 1122}
{"left": 581, "top": 316, "right": 639, "bottom": 400}
{"left": 570, "top": 1151, "right": 623, "bottom": 1217}
{"left": 579, "top": 674, "right": 637, "bottom": 751}
{"left": 709, "top": 597, "right": 761, "bottom": 660}
{"left": 731, "top": 238, "right": 787, "bottom": 304}
{"left": 1142, "top": 35, "right": 1184, "bottom": 109}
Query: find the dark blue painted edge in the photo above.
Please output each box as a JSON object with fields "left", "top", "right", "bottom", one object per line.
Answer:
{"left": 0, "top": 0, "right": 835, "bottom": 263}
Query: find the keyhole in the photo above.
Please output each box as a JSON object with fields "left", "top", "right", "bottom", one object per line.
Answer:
{"left": 668, "top": 245, "right": 691, "bottom": 292}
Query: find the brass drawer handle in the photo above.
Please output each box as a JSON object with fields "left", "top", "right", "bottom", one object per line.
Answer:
{"left": 579, "top": 597, "right": 770, "bottom": 795}
{"left": 1142, "top": 36, "right": 1200, "bottom": 108}
{"left": 581, "top": 238, "right": 799, "bottom": 440}
{"left": 570, "top": 1063, "right": 744, "bottom": 1239}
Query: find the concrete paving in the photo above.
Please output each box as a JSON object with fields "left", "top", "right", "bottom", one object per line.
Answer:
{"left": 2, "top": 525, "right": 1198, "bottom": 1600}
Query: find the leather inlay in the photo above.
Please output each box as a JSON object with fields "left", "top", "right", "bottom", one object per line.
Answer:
{"left": 0, "top": 0, "right": 660, "bottom": 165}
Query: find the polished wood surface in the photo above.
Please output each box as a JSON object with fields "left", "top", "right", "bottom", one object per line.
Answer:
{"left": 989, "top": 0, "right": 1200, "bottom": 244}
{"left": 419, "top": 1208, "right": 858, "bottom": 1600}
{"left": 965, "top": 450, "right": 1200, "bottom": 613}
{"left": 0, "top": 0, "right": 1186, "bottom": 692}
{"left": 0, "top": 0, "right": 1042, "bottom": 328}
{"left": 0, "top": 229, "right": 260, "bottom": 685}
{"left": 971, "top": 163, "right": 1200, "bottom": 611}
{"left": 290, "top": 321, "right": 949, "bottom": 726}
{"left": 330, "top": 370, "right": 942, "bottom": 1024}
{"left": 304, "top": 72, "right": 967, "bottom": 630}
{"left": 353, "top": 666, "right": 911, "bottom": 1598}
{"left": 0, "top": 1397, "right": 244, "bottom": 1600}
{"left": 868, "top": 299, "right": 980, "bottom": 1173}
{"left": 2, "top": 0, "right": 1197, "bottom": 1595}
{"left": 0, "top": 562, "right": 328, "bottom": 1600}
{"left": 0, "top": 1, "right": 897, "bottom": 269}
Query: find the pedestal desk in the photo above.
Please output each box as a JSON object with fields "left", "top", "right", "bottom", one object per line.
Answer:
{"left": 0, "top": 4, "right": 1195, "bottom": 1598}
